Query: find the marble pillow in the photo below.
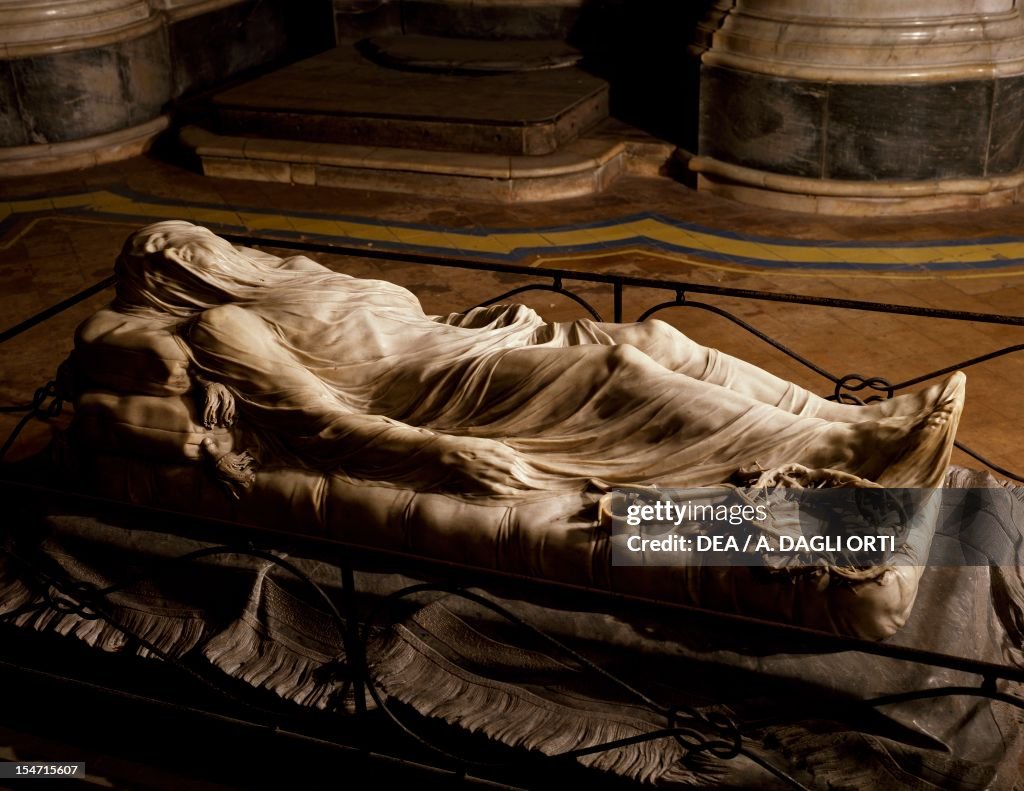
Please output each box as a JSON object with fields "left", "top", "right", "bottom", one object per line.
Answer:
{"left": 73, "top": 390, "right": 230, "bottom": 463}
{"left": 74, "top": 308, "right": 191, "bottom": 396}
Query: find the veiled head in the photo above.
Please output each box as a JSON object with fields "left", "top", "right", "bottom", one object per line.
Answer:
{"left": 115, "top": 221, "right": 274, "bottom": 317}
{"left": 128, "top": 221, "right": 237, "bottom": 267}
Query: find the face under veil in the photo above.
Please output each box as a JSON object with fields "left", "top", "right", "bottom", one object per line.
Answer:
{"left": 113, "top": 220, "right": 320, "bottom": 319}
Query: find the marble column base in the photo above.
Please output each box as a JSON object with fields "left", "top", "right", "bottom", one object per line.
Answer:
{"left": 0, "top": 23, "right": 170, "bottom": 149}
{"left": 684, "top": 151, "right": 1024, "bottom": 216}
{"left": 699, "top": 65, "right": 1024, "bottom": 183}
{"left": 694, "top": 1, "right": 1024, "bottom": 214}
{"left": 0, "top": 116, "right": 169, "bottom": 178}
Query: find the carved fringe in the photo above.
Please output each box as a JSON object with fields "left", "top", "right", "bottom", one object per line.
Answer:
{"left": 202, "top": 618, "right": 352, "bottom": 712}
{"left": 0, "top": 554, "right": 206, "bottom": 658}
{"left": 767, "top": 726, "right": 896, "bottom": 791}
{"left": 371, "top": 625, "right": 723, "bottom": 786}
{"left": 0, "top": 557, "right": 35, "bottom": 617}
{"left": 201, "top": 566, "right": 361, "bottom": 713}
{"left": 769, "top": 720, "right": 1024, "bottom": 791}
{"left": 10, "top": 599, "right": 205, "bottom": 659}
{"left": 768, "top": 539, "right": 1024, "bottom": 791}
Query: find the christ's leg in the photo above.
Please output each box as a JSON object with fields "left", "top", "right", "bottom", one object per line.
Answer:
{"left": 484, "top": 343, "right": 963, "bottom": 489}
{"left": 596, "top": 319, "right": 954, "bottom": 422}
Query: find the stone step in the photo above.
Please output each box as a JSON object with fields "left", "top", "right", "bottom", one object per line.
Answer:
{"left": 205, "top": 45, "right": 608, "bottom": 156}
{"left": 179, "top": 124, "right": 673, "bottom": 202}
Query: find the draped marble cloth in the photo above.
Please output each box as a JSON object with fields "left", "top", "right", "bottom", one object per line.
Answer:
{"left": 109, "top": 223, "right": 956, "bottom": 492}
{"left": 1, "top": 467, "right": 1022, "bottom": 789}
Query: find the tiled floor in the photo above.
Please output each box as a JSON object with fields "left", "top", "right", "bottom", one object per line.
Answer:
{"left": 1, "top": 154, "right": 1022, "bottom": 478}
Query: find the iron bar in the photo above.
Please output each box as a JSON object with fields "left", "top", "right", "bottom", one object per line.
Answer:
{"left": 0, "top": 275, "right": 115, "bottom": 345}
{"left": 642, "top": 298, "right": 841, "bottom": 383}
{"left": 474, "top": 283, "right": 603, "bottom": 322}
{"left": 218, "top": 234, "right": 1024, "bottom": 327}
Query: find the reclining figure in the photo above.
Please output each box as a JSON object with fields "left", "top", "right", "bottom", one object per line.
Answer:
{"left": 74, "top": 221, "right": 965, "bottom": 498}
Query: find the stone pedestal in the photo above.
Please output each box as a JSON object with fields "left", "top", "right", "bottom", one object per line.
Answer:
{"left": 690, "top": 0, "right": 1024, "bottom": 214}
{"left": 178, "top": 40, "right": 652, "bottom": 203}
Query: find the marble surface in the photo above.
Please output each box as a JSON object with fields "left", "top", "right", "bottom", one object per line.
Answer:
{"left": 0, "top": 0, "right": 158, "bottom": 57}
{"left": 167, "top": 0, "right": 333, "bottom": 98}
{"left": 0, "top": 0, "right": 329, "bottom": 167}
{"left": 697, "top": 62, "right": 1024, "bottom": 197}
{"left": 360, "top": 34, "right": 583, "bottom": 73}
{"left": 0, "top": 117, "right": 168, "bottom": 177}
{"left": 398, "top": 0, "right": 585, "bottom": 40}
{"left": 1, "top": 154, "right": 1022, "bottom": 477}
{"left": 694, "top": 1, "right": 1024, "bottom": 208}
{"left": 0, "top": 28, "right": 170, "bottom": 148}
{"left": 699, "top": 66, "right": 826, "bottom": 180}
{"left": 79, "top": 221, "right": 966, "bottom": 500}
{"left": 181, "top": 124, "right": 640, "bottom": 201}
{"left": 702, "top": 0, "right": 1024, "bottom": 82}
{"left": 826, "top": 81, "right": 992, "bottom": 181}
{"left": 986, "top": 74, "right": 1024, "bottom": 176}
{"left": 149, "top": 0, "right": 247, "bottom": 19}
{"left": 742, "top": 0, "right": 1013, "bottom": 19}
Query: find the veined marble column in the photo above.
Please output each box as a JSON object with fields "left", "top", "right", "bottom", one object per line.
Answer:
{"left": 689, "top": 0, "right": 1024, "bottom": 214}
{"left": 0, "top": 0, "right": 170, "bottom": 175}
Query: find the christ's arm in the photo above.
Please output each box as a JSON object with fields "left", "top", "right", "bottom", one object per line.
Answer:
{"left": 186, "top": 304, "right": 532, "bottom": 494}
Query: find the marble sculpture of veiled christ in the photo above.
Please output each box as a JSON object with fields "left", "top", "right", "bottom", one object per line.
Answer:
{"left": 100, "top": 221, "right": 965, "bottom": 495}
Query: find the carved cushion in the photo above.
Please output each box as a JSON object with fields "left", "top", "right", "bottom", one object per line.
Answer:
{"left": 66, "top": 292, "right": 938, "bottom": 643}
{"left": 74, "top": 391, "right": 232, "bottom": 463}
{"left": 70, "top": 389, "right": 936, "bottom": 642}
{"left": 74, "top": 309, "right": 191, "bottom": 397}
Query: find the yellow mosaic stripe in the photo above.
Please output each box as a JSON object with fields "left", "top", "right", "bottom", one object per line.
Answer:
{"left": 5, "top": 190, "right": 1024, "bottom": 279}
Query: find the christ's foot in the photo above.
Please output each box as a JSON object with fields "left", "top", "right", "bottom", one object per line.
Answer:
{"left": 816, "top": 373, "right": 961, "bottom": 423}
{"left": 807, "top": 371, "right": 964, "bottom": 487}
{"left": 874, "top": 372, "right": 965, "bottom": 488}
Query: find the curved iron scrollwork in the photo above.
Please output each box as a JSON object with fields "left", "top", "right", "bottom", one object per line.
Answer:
{"left": 887, "top": 343, "right": 1024, "bottom": 392}
{"left": 952, "top": 441, "right": 1024, "bottom": 484}
{"left": 636, "top": 288, "right": 687, "bottom": 323}
{"left": 6, "top": 534, "right": 1023, "bottom": 790}
{"left": 832, "top": 374, "right": 895, "bottom": 405}
{"left": 0, "top": 234, "right": 1022, "bottom": 785}
{"left": 358, "top": 582, "right": 811, "bottom": 788}
{"left": 0, "top": 380, "right": 63, "bottom": 463}
{"left": 474, "top": 278, "right": 604, "bottom": 322}
{"left": 637, "top": 297, "right": 841, "bottom": 385}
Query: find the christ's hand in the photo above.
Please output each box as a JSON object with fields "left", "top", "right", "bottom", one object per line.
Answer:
{"left": 430, "top": 434, "right": 533, "bottom": 496}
